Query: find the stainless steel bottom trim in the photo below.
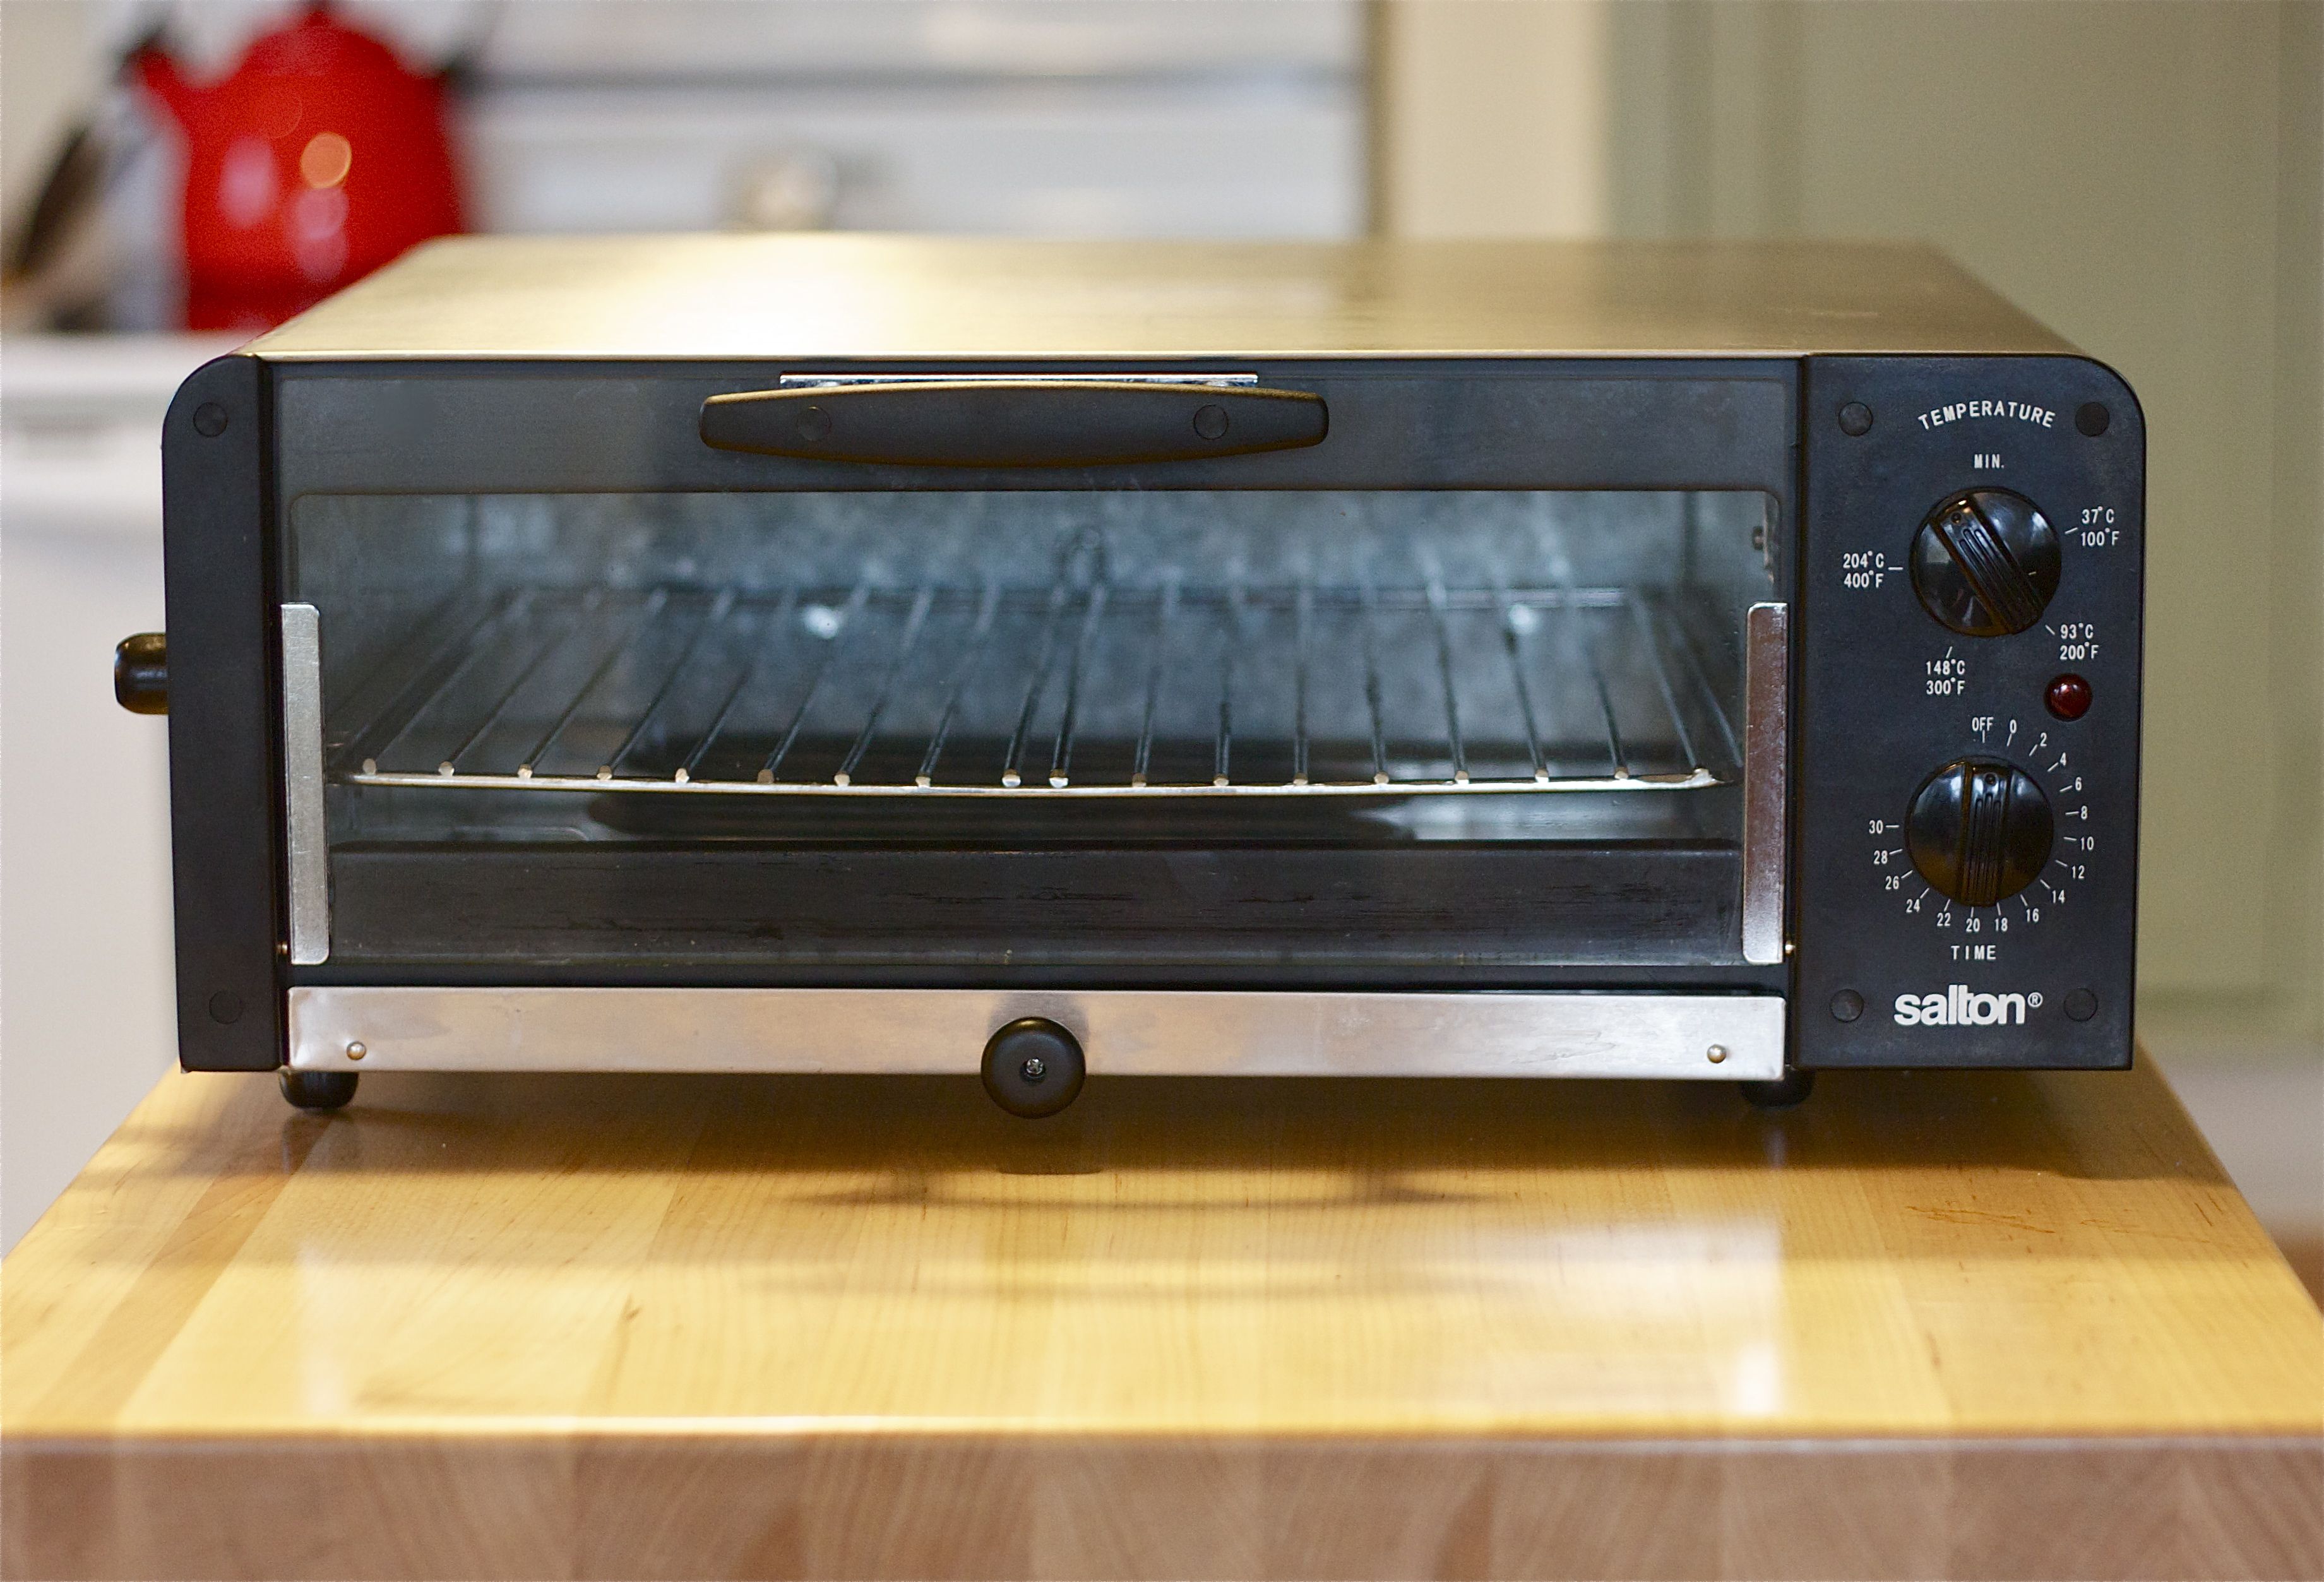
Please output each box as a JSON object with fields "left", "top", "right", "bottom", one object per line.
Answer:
{"left": 287, "top": 988, "right": 1785, "bottom": 1081}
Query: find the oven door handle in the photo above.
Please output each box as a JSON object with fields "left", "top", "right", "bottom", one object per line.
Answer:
{"left": 699, "top": 380, "right": 1328, "bottom": 467}
{"left": 1741, "top": 601, "right": 1789, "bottom": 966}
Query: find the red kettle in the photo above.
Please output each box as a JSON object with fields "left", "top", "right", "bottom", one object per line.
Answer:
{"left": 135, "top": 4, "right": 465, "bottom": 330}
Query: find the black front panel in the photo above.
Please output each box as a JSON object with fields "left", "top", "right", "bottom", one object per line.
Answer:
{"left": 1795, "top": 357, "right": 2144, "bottom": 1068}
{"left": 162, "top": 356, "right": 285, "bottom": 1071}
{"left": 268, "top": 360, "right": 1794, "bottom": 496}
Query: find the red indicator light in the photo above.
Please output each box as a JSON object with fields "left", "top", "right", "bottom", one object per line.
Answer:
{"left": 2046, "top": 674, "right": 2092, "bottom": 720}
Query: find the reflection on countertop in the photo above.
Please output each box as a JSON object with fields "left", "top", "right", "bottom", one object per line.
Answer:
{"left": 8, "top": 1057, "right": 2318, "bottom": 1441}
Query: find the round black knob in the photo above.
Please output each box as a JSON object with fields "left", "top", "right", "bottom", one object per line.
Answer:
{"left": 114, "top": 632, "right": 168, "bottom": 715}
{"left": 1910, "top": 489, "right": 2060, "bottom": 636}
{"left": 1906, "top": 759, "right": 2054, "bottom": 907}
{"left": 980, "top": 1017, "right": 1085, "bottom": 1118}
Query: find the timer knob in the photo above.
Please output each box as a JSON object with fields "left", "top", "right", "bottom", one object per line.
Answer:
{"left": 1910, "top": 489, "right": 2060, "bottom": 636}
{"left": 1906, "top": 759, "right": 2054, "bottom": 907}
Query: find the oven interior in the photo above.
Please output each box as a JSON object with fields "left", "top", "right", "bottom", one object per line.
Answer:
{"left": 289, "top": 489, "right": 1779, "bottom": 973}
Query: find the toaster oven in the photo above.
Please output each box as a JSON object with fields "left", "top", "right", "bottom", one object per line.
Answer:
{"left": 119, "top": 236, "right": 2143, "bottom": 1114}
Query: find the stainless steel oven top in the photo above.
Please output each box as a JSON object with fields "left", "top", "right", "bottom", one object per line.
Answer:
{"left": 241, "top": 234, "right": 2079, "bottom": 362}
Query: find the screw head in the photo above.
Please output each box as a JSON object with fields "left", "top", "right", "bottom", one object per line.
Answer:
{"left": 1706, "top": 1044, "right": 1729, "bottom": 1065}
{"left": 193, "top": 402, "right": 229, "bottom": 437}
{"left": 1019, "top": 1056, "right": 1047, "bottom": 1084}
{"left": 1830, "top": 990, "right": 1865, "bottom": 1023}
{"left": 2075, "top": 401, "right": 2111, "bottom": 437}
{"left": 1837, "top": 401, "right": 1874, "bottom": 436}
{"left": 345, "top": 1041, "right": 367, "bottom": 1061}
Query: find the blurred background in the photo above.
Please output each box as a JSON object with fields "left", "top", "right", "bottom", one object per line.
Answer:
{"left": 3, "top": 1, "right": 2318, "bottom": 1287}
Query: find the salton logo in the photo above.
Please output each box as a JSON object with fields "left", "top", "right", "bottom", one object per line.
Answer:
{"left": 1893, "top": 985, "right": 2039, "bottom": 1026}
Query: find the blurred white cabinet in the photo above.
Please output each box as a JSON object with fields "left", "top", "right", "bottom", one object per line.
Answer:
{"left": 465, "top": 1, "right": 1365, "bottom": 238}
{"left": 95, "top": 0, "right": 1367, "bottom": 241}
{"left": 469, "top": 77, "right": 1361, "bottom": 239}
{"left": 1, "top": 335, "right": 234, "bottom": 1252}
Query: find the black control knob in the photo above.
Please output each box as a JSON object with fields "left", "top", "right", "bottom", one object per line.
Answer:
{"left": 1906, "top": 759, "right": 2054, "bottom": 907}
{"left": 1910, "top": 489, "right": 2060, "bottom": 636}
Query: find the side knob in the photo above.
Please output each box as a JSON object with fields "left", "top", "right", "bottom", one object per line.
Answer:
{"left": 114, "top": 633, "right": 168, "bottom": 715}
{"left": 1905, "top": 759, "right": 2054, "bottom": 907}
{"left": 1910, "top": 489, "right": 2059, "bottom": 636}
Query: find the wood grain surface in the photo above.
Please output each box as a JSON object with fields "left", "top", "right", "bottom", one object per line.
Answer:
{"left": 5, "top": 1059, "right": 2319, "bottom": 1579}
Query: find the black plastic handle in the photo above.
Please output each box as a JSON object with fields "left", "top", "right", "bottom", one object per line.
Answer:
{"left": 700, "top": 381, "right": 1327, "bottom": 468}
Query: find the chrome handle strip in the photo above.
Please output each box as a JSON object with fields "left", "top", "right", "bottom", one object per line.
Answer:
{"left": 289, "top": 987, "right": 1785, "bottom": 1081}
{"left": 774, "top": 373, "right": 1260, "bottom": 389}
{"left": 280, "top": 604, "right": 330, "bottom": 965}
{"left": 1741, "top": 601, "right": 1789, "bottom": 966}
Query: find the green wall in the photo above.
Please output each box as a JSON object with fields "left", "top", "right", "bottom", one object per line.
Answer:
{"left": 1607, "top": 0, "right": 2324, "bottom": 1038}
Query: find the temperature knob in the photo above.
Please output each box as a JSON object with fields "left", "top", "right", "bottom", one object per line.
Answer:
{"left": 1906, "top": 759, "right": 2054, "bottom": 906}
{"left": 1910, "top": 489, "right": 2060, "bottom": 636}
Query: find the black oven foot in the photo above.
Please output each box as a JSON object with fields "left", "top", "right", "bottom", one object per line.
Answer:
{"left": 1737, "top": 1071, "right": 1816, "bottom": 1110}
{"left": 279, "top": 1069, "right": 359, "bottom": 1112}
{"left": 980, "top": 1018, "right": 1086, "bottom": 1119}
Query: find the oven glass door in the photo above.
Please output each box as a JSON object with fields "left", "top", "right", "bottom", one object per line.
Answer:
{"left": 286, "top": 487, "right": 1777, "bottom": 978}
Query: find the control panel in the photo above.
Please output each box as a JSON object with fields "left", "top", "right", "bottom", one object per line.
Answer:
{"left": 1795, "top": 357, "right": 2143, "bottom": 1068}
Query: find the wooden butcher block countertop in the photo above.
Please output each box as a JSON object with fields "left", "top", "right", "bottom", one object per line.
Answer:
{"left": 4, "top": 1057, "right": 2319, "bottom": 1579}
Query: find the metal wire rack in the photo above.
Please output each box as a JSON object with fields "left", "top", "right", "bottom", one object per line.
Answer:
{"left": 328, "top": 567, "right": 1743, "bottom": 799}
